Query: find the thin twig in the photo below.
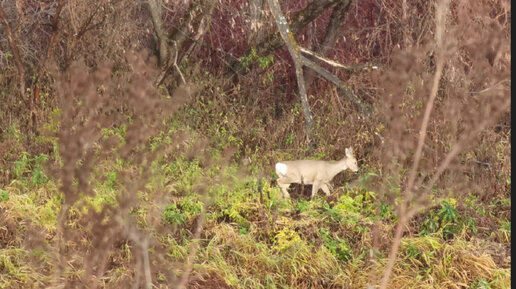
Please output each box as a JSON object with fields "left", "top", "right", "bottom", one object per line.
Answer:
{"left": 173, "top": 41, "right": 186, "bottom": 85}
{"left": 175, "top": 192, "right": 208, "bottom": 289}
{"left": 378, "top": 1, "right": 450, "bottom": 288}
{"left": 142, "top": 238, "right": 152, "bottom": 289}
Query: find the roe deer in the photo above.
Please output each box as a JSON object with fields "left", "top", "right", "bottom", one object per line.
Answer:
{"left": 275, "top": 147, "right": 358, "bottom": 199}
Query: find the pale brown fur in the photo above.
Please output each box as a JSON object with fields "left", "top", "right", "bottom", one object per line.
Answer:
{"left": 275, "top": 147, "right": 358, "bottom": 199}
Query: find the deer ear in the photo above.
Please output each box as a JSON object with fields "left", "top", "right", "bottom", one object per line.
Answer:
{"left": 346, "top": 147, "right": 353, "bottom": 156}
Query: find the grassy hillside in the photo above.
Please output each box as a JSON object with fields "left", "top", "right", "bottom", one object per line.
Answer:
{"left": 0, "top": 82, "right": 510, "bottom": 288}
{"left": 0, "top": 0, "right": 510, "bottom": 288}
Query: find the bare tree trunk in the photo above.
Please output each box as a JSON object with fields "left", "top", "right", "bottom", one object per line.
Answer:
{"left": 149, "top": 0, "right": 216, "bottom": 85}
{"left": 230, "top": 0, "right": 342, "bottom": 76}
{"left": 248, "top": 0, "right": 264, "bottom": 45}
{"left": 304, "top": 0, "right": 351, "bottom": 90}
{"left": 147, "top": 0, "right": 169, "bottom": 66}
{"left": 268, "top": 0, "right": 315, "bottom": 147}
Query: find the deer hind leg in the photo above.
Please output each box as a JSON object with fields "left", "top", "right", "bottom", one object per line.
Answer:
{"left": 280, "top": 184, "right": 291, "bottom": 198}
{"left": 311, "top": 181, "right": 320, "bottom": 199}
{"left": 277, "top": 179, "right": 291, "bottom": 198}
{"left": 321, "top": 183, "right": 331, "bottom": 196}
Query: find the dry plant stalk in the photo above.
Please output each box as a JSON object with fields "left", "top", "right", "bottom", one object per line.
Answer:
{"left": 379, "top": 3, "right": 449, "bottom": 286}
{"left": 47, "top": 52, "right": 201, "bottom": 287}
{"left": 44, "top": 51, "right": 241, "bottom": 288}
{"left": 376, "top": 0, "right": 511, "bottom": 287}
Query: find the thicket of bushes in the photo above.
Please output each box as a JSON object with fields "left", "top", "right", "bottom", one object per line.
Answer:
{"left": 0, "top": 0, "right": 510, "bottom": 288}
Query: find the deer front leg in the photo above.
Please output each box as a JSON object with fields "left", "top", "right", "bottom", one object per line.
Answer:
{"left": 321, "top": 183, "right": 331, "bottom": 196}
{"left": 311, "top": 181, "right": 321, "bottom": 199}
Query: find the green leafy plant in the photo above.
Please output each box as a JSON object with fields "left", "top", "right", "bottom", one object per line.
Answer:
{"left": 239, "top": 47, "right": 274, "bottom": 71}
{"left": 273, "top": 229, "right": 303, "bottom": 252}
{"left": 0, "top": 190, "right": 8, "bottom": 202}
{"left": 420, "top": 200, "right": 465, "bottom": 239}
{"left": 420, "top": 211, "right": 440, "bottom": 236}
{"left": 163, "top": 204, "right": 188, "bottom": 225}
{"left": 405, "top": 241, "right": 420, "bottom": 259}
{"left": 438, "top": 200, "right": 460, "bottom": 239}
{"left": 296, "top": 200, "right": 310, "bottom": 213}
{"left": 471, "top": 279, "right": 491, "bottom": 289}
{"left": 13, "top": 152, "right": 49, "bottom": 187}
{"left": 163, "top": 195, "right": 204, "bottom": 226}
{"left": 438, "top": 200, "right": 458, "bottom": 224}
{"left": 499, "top": 221, "right": 510, "bottom": 242}
{"left": 319, "top": 228, "right": 352, "bottom": 262}
{"left": 285, "top": 134, "right": 296, "bottom": 145}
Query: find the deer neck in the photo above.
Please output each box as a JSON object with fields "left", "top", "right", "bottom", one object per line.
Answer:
{"left": 326, "top": 158, "right": 348, "bottom": 178}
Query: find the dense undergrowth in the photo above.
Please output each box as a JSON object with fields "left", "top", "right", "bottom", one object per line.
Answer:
{"left": 0, "top": 84, "right": 510, "bottom": 288}
{"left": 0, "top": 0, "right": 511, "bottom": 288}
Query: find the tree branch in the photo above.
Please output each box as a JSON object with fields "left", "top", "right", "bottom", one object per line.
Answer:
{"left": 268, "top": 0, "right": 315, "bottom": 147}
{"left": 298, "top": 54, "right": 372, "bottom": 115}
{"left": 33, "top": 0, "right": 66, "bottom": 107}
{"left": 152, "top": 0, "right": 216, "bottom": 85}
{"left": 304, "top": 0, "right": 351, "bottom": 90}
{"left": 229, "top": 0, "right": 341, "bottom": 76}
{"left": 299, "top": 47, "right": 378, "bottom": 71}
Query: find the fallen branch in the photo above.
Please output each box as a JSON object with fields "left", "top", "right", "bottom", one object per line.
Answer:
{"left": 299, "top": 47, "right": 378, "bottom": 71}
{"left": 298, "top": 54, "right": 373, "bottom": 115}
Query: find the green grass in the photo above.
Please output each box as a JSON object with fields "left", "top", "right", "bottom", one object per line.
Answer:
{"left": 0, "top": 120, "right": 510, "bottom": 289}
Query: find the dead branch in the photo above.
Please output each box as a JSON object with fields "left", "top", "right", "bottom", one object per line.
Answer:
{"left": 151, "top": 0, "right": 216, "bottom": 86}
{"left": 299, "top": 47, "right": 378, "bottom": 71}
{"left": 298, "top": 54, "right": 372, "bottom": 115}
{"left": 172, "top": 42, "right": 187, "bottom": 85}
{"left": 175, "top": 195, "right": 207, "bottom": 289}
{"left": 64, "top": 2, "right": 104, "bottom": 68}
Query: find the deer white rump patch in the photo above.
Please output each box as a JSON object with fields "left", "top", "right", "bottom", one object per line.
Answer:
{"left": 275, "top": 162, "right": 288, "bottom": 176}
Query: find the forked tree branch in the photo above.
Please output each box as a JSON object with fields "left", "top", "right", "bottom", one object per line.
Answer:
{"left": 229, "top": 0, "right": 342, "bottom": 76}
{"left": 303, "top": 0, "right": 351, "bottom": 90}
{"left": 150, "top": 0, "right": 216, "bottom": 86}
{"left": 268, "top": 0, "right": 373, "bottom": 146}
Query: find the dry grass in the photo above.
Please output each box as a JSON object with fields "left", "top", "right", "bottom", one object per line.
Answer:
{"left": 0, "top": 0, "right": 511, "bottom": 288}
